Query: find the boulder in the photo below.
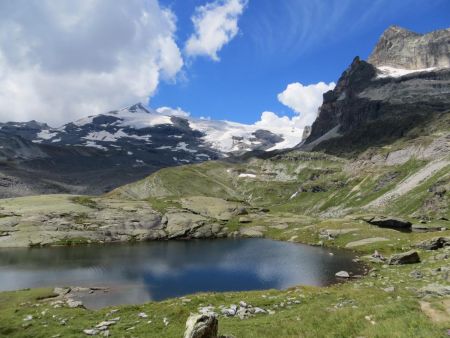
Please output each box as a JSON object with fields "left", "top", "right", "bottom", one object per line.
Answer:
{"left": 388, "top": 250, "right": 420, "bottom": 265}
{"left": 364, "top": 216, "right": 412, "bottom": 230}
{"left": 335, "top": 271, "right": 350, "bottom": 278}
{"left": 233, "top": 207, "right": 248, "bottom": 216}
{"left": 184, "top": 314, "right": 218, "bottom": 338}
{"left": 239, "top": 228, "right": 263, "bottom": 238}
{"left": 238, "top": 217, "right": 251, "bottom": 224}
{"left": 415, "top": 237, "right": 450, "bottom": 250}
{"left": 417, "top": 284, "right": 450, "bottom": 297}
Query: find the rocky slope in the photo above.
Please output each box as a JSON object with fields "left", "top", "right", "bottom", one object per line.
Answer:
{"left": 304, "top": 26, "right": 450, "bottom": 155}
{"left": 2, "top": 136, "right": 448, "bottom": 247}
{"left": 0, "top": 104, "right": 301, "bottom": 197}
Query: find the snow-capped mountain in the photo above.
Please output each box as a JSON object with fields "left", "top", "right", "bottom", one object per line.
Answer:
{"left": 0, "top": 103, "right": 303, "bottom": 197}
{"left": 29, "top": 103, "right": 299, "bottom": 155}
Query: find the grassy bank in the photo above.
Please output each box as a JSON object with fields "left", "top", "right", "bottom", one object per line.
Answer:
{"left": 1, "top": 219, "right": 449, "bottom": 337}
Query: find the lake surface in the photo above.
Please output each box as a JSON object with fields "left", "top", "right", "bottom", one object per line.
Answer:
{"left": 0, "top": 239, "right": 364, "bottom": 308}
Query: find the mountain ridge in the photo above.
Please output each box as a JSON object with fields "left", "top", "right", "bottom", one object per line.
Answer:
{"left": 304, "top": 26, "right": 450, "bottom": 155}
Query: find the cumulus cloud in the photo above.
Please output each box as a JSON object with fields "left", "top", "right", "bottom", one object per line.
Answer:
{"left": 156, "top": 106, "right": 190, "bottom": 117}
{"left": 252, "top": 81, "right": 335, "bottom": 146}
{"left": 0, "top": 0, "right": 183, "bottom": 126}
{"left": 277, "top": 81, "right": 336, "bottom": 127}
{"left": 185, "top": 0, "right": 248, "bottom": 61}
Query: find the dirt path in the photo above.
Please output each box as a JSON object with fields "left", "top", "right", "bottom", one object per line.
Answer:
{"left": 367, "top": 159, "right": 450, "bottom": 208}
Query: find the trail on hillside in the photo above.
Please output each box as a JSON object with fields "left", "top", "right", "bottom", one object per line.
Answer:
{"left": 366, "top": 158, "right": 450, "bottom": 208}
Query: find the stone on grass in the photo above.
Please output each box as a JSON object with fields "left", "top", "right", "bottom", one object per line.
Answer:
{"left": 364, "top": 216, "right": 412, "bottom": 230}
{"left": 238, "top": 217, "right": 251, "bottom": 224}
{"left": 415, "top": 237, "right": 450, "bottom": 250}
{"left": 83, "top": 329, "right": 99, "bottom": 336}
{"left": 66, "top": 299, "right": 83, "bottom": 308}
{"left": 335, "top": 271, "right": 350, "bottom": 278}
{"left": 388, "top": 250, "right": 420, "bottom": 265}
{"left": 417, "top": 284, "right": 450, "bottom": 297}
{"left": 184, "top": 314, "right": 218, "bottom": 338}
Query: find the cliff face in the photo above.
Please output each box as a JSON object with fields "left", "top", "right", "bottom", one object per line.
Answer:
{"left": 304, "top": 26, "right": 450, "bottom": 155}
{"left": 368, "top": 25, "right": 450, "bottom": 69}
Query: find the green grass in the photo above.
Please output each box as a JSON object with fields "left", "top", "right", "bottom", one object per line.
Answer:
{"left": 146, "top": 197, "right": 181, "bottom": 214}
{"left": 71, "top": 196, "right": 99, "bottom": 209}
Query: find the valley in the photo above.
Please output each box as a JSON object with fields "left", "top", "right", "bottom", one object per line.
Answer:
{"left": 0, "top": 24, "right": 449, "bottom": 338}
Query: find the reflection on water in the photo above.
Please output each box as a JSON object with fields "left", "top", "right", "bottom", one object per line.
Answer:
{"left": 0, "top": 239, "right": 363, "bottom": 307}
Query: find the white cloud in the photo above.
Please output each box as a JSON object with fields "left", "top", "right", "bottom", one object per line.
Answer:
{"left": 156, "top": 106, "right": 190, "bottom": 117}
{"left": 0, "top": 0, "right": 183, "bottom": 126}
{"left": 185, "top": 0, "right": 248, "bottom": 61}
{"left": 277, "top": 81, "right": 336, "bottom": 127}
{"left": 252, "top": 81, "right": 335, "bottom": 147}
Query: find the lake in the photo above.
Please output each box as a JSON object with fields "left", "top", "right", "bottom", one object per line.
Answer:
{"left": 0, "top": 239, "right": 364, "bottom": 308}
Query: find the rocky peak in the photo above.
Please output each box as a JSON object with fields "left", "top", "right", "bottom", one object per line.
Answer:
{"left": 127, "top": 103, "right": 151, "bottom": 114}
{"left": 368, "top": 26, "right": 450, "bottom": 69}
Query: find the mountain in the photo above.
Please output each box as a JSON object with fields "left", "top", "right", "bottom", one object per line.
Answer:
{"left": 368, "top": 25, "right": 450, "bottom": 70}
{"left": 0, "top": 103, "right": 301, "bottom": 197}
{"left": 303, "top": 26, "right": 450, "bottom": 156}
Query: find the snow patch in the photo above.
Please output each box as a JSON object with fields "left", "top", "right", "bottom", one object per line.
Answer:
{"left": 84, "top": 141, "right": 107, "bottom": 150}
{"left": 173, "top": 142, "right": 197, "bottom": 153}
{"left": 36, "top": 130, "right": 58, "bottom": 140}
{"left": 376, "top": 66, "right": 437, "bottom": 78}
{"left": 239, "top": 173, "right": 256, "bottom": 178}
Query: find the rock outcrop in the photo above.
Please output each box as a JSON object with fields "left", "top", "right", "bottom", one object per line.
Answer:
{"left": 368, "top": 26, "right": 450, "bottom": 69}
{"left": 0, "top": 195, "right": 231, "bottom": 248}
{"left": 304, "top": 26, "right": 450, "bottom": 155}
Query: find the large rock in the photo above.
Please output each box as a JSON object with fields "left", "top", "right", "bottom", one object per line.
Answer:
{"left": 415, "top": 237, "right": 450, "bottom": 250}
{"left": 417, "top": 284, "right": 450, "bottom": 297}
{"left": 364, "top": 216, "right": 412, "bottom": 230}
{"left": 184, "top": 314, "right": 218, "bottom": 338}
{"left": 388, "top": 250, "right": 420, "bottom": 265}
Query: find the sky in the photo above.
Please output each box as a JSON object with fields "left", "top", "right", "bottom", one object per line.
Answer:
{"left": 0, "top": 0, "right": 449, "bottom": 129}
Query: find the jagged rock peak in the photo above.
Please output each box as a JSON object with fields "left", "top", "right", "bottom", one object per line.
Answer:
{"left": 128, "top": 103, "right": 151, "bottom": 114}
{"left": 368, "top": 25, "right": 450, "bottom": 69}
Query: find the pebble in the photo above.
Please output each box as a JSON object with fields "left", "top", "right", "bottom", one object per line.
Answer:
{"left": 83, "top": 329, "right": 99, "bottom": 336}
{"left": 23, "top": 315, "right": 33, "bottom": 321}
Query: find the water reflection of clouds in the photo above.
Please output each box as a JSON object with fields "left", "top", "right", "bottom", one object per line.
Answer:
{"left": 0, "top": 239, "right": 361, "bottom": 305}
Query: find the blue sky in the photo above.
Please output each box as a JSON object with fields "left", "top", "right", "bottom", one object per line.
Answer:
{"left": 152, "top": 0, "right": 450, "bottom": 124}
{"left": 0, "top": 0, "right": 448, "bottom": 126}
